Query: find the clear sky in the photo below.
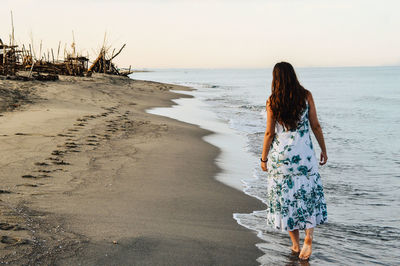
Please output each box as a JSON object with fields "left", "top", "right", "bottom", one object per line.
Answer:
{"left": 1, "top": 0, "right": 399, "bottom": 68}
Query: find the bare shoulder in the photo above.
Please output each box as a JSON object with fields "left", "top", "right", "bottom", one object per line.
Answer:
{"left": 266, "top": 96, "right": 271, "bottom": 108}
{"left": 305, "top": 89, "right": 311, "bottom": 98}
{"left": 305, "top": 89, "right": 314, "bottom": 104}
{"left": 266, "top": 96, "right": 274, "bottom": 114}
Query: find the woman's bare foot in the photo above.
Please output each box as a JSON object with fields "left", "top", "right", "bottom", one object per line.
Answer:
{"left": 288, "top": 229, "right": 300, "bottom": 254}
{"left": 299, "top": 235, "right": 312, "bottom": 260}
{"left": 299, "top": 228, "right": 314, "bottom": 260}
{"left": 291, "top": 244, "right": 300, "bottom": 253}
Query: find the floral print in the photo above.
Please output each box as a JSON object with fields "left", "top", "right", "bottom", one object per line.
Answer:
{"left": 266, "top": 100, "right": 327, "bottom": 231}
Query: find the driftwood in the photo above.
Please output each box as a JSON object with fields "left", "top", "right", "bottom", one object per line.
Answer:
{"left": 32, "top": 73, "right": 59, "bottom": 81}
{"left": 1, "top": 40, "right": 89, "bottom": 78}
{"left": 88, "top": 44, "right": 132, "bottom": 76}
{"left": 1, "top": 24, "right": 131, "bottom": 78}
{"left": 0, "top": 40, "right": 20, "bottom": 76}
{"left": 1, "top": 13, "right": 100, "bottom": 79}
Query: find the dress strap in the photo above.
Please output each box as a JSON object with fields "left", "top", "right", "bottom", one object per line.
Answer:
{"left": 302, "top": 99, "right": 309, "bottom": 116}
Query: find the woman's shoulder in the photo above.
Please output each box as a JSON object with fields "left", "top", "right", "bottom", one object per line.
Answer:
{"left": 304, "top": 89, "right": 313, "bottom": 103}
{"left": 266, "top": 96, "right": 273, "bottom": 113}
{"left": 266, "top": 95, "right": 272, "bottom": 106}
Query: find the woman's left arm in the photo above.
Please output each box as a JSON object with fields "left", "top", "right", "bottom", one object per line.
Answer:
{"left": 261, "top": 99, "right": 276, "bottom": 171}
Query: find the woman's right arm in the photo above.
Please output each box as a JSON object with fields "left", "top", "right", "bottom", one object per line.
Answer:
{"left": 307, "top": 91, "right": 328, "bottom": 165}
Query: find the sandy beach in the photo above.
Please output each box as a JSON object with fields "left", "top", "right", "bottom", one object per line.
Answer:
{"left": 0, "top": 74, "right": 265, "bottom": 265}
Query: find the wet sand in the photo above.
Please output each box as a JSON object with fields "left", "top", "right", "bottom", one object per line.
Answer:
{"left": 0, "top": 74, "right": 265, "bottom": 265}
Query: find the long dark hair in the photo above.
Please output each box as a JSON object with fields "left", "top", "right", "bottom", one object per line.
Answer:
{"left": 269, "top": 62, "right": 307, "bottom": 131}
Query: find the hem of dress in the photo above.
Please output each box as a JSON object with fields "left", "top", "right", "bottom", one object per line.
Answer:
{"left": 269, "top": 219, "right": 328, "bottom": 232}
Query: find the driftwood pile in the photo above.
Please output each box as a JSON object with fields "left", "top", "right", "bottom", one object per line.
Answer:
{"left": 0, "top": 39, "right": 131, "bottom": 80}
{"left": 0, "top": 38, "right": 90, "bottom": 79}
{"left": 25, "top": 56, "right": 89, "bottom": 76}
{"left": 0, "top": 38, "right": 20, "bottom": 76}
{"left": 88, "top": 44, "right": 128, "bottom": 76}
{"left": 0, "top": 15, "right": 132, "bottom": 80}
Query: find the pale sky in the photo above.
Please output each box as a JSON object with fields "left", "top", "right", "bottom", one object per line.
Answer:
{"left": 1, "top": 0, "right": 399, "bottom": 68}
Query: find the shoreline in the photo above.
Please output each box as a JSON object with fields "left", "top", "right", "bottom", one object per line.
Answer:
{"left": 0, "top": 74, "right": 266, "bottom": 265}
{"left": 147, "top": 90, "right": 258, "bottom": 192}
{"left": 147, "top": 88, "right": 272, "bottom": 263}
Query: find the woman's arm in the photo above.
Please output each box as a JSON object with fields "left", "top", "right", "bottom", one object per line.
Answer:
{"left": 307, "top": 91, "right": 328, "bottom": 165}
{"left": 261, "top": 98, "right": 276, "bottom": 171}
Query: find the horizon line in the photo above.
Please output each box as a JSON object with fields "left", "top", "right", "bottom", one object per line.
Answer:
{"left": 133, "top": 64, "right": 400, "bottom": 70}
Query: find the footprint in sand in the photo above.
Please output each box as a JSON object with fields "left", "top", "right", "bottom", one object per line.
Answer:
{"left": 65, "top": 145, "right": 78, "bottom": 149}
{"left": 74, "top": 123, "right": 86, "bottom": 127}
{"left": 22, "top": 174, "right": 52, "bottom": 179}
{"left": 37, "top": 169, "right": 52, "bottom": 173}
{"left": 0, "top": 223, "right": 24, "bottom": 231}
{"left": 0, "top": 236, "right": 30, "bottom": 245}
{"left": 21, "top": 174, "right": 37, "bottom": 179}
{"left": 103, "top": 106, "right": 118, "bottom": 113}
{"left": 51, "top": 150, "right": 65, "bottom": 156}
{"left": 82, "top": 115, "right": 96, "bottom": 120}
{"left": 16, "top": 184, "right": 39, "bottom": 188}
{"left": 47, "top": 156, "right": 70, "bottom": 166}
{"left": 57, "top": 133, "right": 74, "bottom": 138}
{"left": 86, "top": 141, "right": 99, "bottom": 146}
{"left": 34, "top": 162, "right": 50, "bottom": 166}
{"left": 15, "top": 132, "right": 30, "bottom": 136}
{"left": 52, "top": 160, "right": 70, "bottom": 166}
{"left": 38, "top": 174, "right": 52, "bottom": 178}
{"left": 64, "top": 142, "right": 79, "bottom": 149}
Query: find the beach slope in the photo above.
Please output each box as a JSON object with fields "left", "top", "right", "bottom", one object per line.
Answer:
{"left": 0, "top": 74, "right": 265, "bottom": 265}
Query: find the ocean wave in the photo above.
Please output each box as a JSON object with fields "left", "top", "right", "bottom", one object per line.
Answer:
{"left": 239, "top": 104, "right": 265, "bottom": 112}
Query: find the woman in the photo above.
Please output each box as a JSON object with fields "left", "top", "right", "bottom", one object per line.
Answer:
{"left": 261, "top": 62, "right": 328, "bottom": 260}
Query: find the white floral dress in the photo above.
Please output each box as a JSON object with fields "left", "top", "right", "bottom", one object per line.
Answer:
{"left": 266, "top": 100, "right": 328, "bottom": 231}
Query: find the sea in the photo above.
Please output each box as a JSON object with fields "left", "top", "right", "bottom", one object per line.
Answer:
{"left": 131, "top": 67, "right": 400, "bottom": 266}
